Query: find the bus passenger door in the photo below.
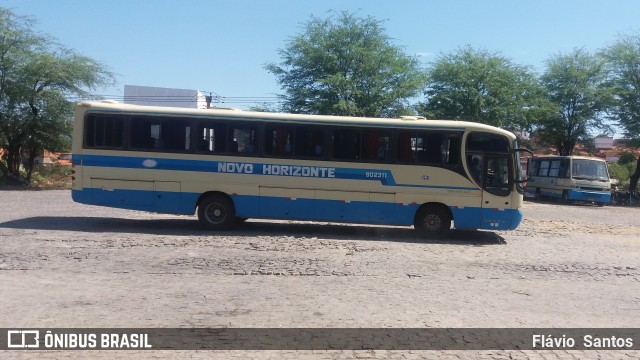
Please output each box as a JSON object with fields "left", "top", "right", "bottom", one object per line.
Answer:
{"left": 481, "top": 155, "right": 512, "bottom": 229}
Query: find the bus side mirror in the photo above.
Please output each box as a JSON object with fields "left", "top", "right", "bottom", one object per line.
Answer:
{"left": 514, "top": 148, "right": 534, "bottom": 183}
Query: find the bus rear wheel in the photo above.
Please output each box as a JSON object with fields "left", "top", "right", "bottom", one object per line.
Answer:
{"left": 414, "top": 205, "right": 451, "bottom": 236}
{"left": 197, "top": 194, "right": 236, "bottom": 230}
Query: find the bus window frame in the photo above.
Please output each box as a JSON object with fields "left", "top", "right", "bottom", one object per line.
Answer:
{"left": 83, "top": 113, "right": 127, "bottom": 150}
{"left": 128, "top": 115, "right": 196, "bottom": 154}
{"left": 395, "top": 129, "right": 463, "bottom": 169}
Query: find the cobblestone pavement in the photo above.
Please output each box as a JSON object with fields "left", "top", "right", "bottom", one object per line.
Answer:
{"left": 0, "top": 190, "right": 639, "bottom": 359}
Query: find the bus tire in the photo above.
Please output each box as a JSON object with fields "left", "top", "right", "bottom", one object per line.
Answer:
{"left": 414, "top": 205, "right": 451, "bottom": 236}
{"left": 197, "top": 194, "right": 236, "bottom": 230}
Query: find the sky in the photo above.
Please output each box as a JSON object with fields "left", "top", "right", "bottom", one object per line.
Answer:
{"left": 3, "top": 0, "right": 640, "bottom": 110}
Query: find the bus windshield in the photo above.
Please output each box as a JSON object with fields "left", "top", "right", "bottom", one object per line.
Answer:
{"left": 572, "top": 159, "right": 609, "bottom": 181}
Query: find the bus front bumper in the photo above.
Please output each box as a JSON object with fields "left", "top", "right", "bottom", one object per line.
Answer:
{"left": 481, "top": 208, "right": 523, "bottom": 230}
{"left": 567, "top": 189, "right": 611, "bottom": 204}
{"left": 452, "top": 207, "right": 523, "bottom": 231}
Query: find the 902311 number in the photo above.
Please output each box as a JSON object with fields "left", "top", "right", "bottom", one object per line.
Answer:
{"left": 365, "top": 171, "right": 387, "bottom": 179}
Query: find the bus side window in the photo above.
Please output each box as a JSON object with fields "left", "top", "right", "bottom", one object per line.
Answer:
{"left": 84, "top": 114, "right": 125, "bottom": 149}
{"left": 229, "top": 124, "right": 257, "bottom": 154}
{"left": 362, "top": 129, "right": 391, "bottom": 162}
{"left": 539, "top": 160, "right": 550, "bottom": 176}
{"left": 444, "top": 136, "right": 460, "bottom": 165}
{"left": 397, "top": 132, "right": 414, "bottom": 162}
{"left": 293, "top": 126, "right": 324, "bottom": 158}
{"left": 331, "top": 128, "right": 361, "bottom": 161}
{"left": 559, "top": 159, "right": 569, "bottom": 178}
{"left": 529, "top": 160, "right": 540, "bottom": 177}
{"left": 265, "top": 125, "right": 293, "bottom": 156}
{"left": 198, "top": 122, "right": 227, "bottom": 153}
{"left": 228, "top": 139, "right": 239, "bottom": 152}
{"left": 549, "top": 160, "right": 561, "bottom": 177}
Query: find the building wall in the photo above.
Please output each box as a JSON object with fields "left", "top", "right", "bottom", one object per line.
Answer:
{"left": 124, "top": 85, "right": 207, "bottom": 109}
{"left": 595, "top": 136, "right": 614, "bottom": 150}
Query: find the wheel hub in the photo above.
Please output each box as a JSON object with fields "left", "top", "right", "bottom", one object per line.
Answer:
{"left": 206, "top": 204, "right": 226, "bottom": 224}
{"left": 424, "top": 214, "right": 441, "bottom": 231}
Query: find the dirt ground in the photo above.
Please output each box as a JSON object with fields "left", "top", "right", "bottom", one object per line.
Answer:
{"left": 0, "top": 190, "right": 638, "bottom": 359}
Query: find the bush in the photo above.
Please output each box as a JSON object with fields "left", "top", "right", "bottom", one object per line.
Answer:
{"left": 29, "top": 164, "right": 72, "bottom": 189}
{"left": 609, "top": 162, "right": 630, "bottom": 182}
{"left": 610, "top": 160, "right": 637, "bottom": 191}
{"left": 618, "top": 152, "right": 637, "bottom": 165}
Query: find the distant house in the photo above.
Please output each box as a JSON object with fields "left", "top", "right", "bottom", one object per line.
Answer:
{"left": 595, "top": 136, "right": 614, "bottom": 150}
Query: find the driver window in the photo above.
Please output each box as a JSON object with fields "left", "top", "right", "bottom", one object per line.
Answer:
{"left": 485, "top": 156, "right": 510, "bottom": 196}
{"left": 466, "top": 154, "right": 484, "bottom": 185}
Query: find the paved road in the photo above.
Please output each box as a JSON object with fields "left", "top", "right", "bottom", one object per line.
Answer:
{"left": 0, "top": 190, "right": 638, "bottom": 359}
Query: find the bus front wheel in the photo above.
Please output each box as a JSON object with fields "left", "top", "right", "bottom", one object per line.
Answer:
{"left": 197, "top": 194, "right": 236, "bottom": 230}
{"left": 414, "top": 205, "right": 451, "bottom": 236}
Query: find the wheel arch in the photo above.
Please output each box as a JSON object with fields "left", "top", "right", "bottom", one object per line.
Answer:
{"left": 195, "top": 191, "right": 234, "bottom": 211}
{"left": 414, "top": 202, "right": 453, "bottom": 224}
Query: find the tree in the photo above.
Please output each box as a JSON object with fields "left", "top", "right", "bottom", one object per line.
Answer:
{"left": 602, "top": 34, "right": 640, "bottom": 192}
{"left": 419, "top": 46, "right": 550, "bottom": 133}
{"left": 0, "top": 8, "right": 113, "bottom": 185}
{"left": 538, "top": 48, "right": 613, "bottom": 156}
{"left": 618, "top": 151, "right": 637, "bottom": 165}
{"left": 266, "top": 11, "right": 425, "bottom": 117}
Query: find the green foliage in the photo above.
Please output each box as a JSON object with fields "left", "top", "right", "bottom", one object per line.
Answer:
{"left": 618, "top": 151, "right": 637, "bottom": 164}
{"left": 609, "top": 162, "right": 630, "bottom": 182}
{"left": 602, "top": 34, "right": 640, "bottom": 146}
{"left": 0, "top": 7, "right": 113, "bottom": 185}
{"left": 29, "top": 164, "right": 72, "bottom": 189}
{"left": 248, "top": 103, "right": 280, "bottom": 113}
{"left": 419, "top": 46, "right": 551, "bottom": 133}
{"left": 266, "top": 11, "right": 426, "bottom": 117}
{"left": 609, "top": 160, "right": 637, "bottom": 191}
{"left": 538, "top": 48, "right": 613, "bottom": 156}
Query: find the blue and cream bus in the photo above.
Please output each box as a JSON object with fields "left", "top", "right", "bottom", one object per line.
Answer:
{"left": 525, "top": 155, "right": 612, "bottom": 205}
{"left": 71, "top": 101, "right": 528, "bottom": 235}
